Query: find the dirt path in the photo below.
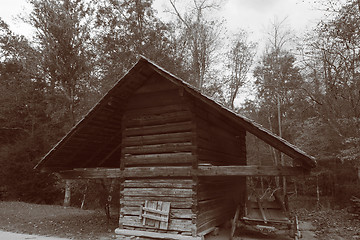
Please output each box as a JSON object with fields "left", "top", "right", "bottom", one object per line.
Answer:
{"left": 0, "top": 230, "right": 70, "bottom": 240}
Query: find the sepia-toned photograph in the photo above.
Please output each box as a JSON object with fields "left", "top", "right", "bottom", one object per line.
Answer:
{"left": 0, "top": 0, "right": 359, "bottom": 239}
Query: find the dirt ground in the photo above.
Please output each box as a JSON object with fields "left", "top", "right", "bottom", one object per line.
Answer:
{"left": 0, "top": 201, "right": 359, "bottom": 240}
{"left": 0, "top": 201, "right": 118, "bottom": 240}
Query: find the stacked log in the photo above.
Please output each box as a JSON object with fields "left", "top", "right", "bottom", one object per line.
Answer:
{"left": 119, "top": 79, "right": 196, "bottom": 236}
{"left": 120, "top": 178, "right": 195, "bottom": 235}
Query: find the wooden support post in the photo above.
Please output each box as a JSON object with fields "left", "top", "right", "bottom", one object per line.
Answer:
{"left": 119, "top": 177, "right": 125, "bottom": 229}
{"left": 64, "top": 179, "right": 71, "bottom": 207}
{"left": 81, "top": 179, "right": 90, "bottom": 209}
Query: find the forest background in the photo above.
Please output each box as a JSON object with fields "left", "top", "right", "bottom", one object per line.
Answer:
{"left": 0, "top": 0, "right": 359, "bottom": 208}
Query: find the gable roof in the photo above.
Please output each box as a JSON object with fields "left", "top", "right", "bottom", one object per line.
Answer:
{"left": 35, "top": 56, "right": 316, "bottom": 171}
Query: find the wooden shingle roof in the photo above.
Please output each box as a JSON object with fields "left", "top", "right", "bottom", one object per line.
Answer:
{"left": 35, "top": 56, "right": 316, "bottom": 171}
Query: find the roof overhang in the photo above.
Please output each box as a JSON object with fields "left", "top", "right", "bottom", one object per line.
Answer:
{"left": 35, "top": 56, "right": 316, "bottom": 171}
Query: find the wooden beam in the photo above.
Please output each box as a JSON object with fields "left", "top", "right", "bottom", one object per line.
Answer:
{"left": 58, "top": 168, "right": 121, "bottom": 179}
{"left": 115, "top": 228, "right": 203, "bottom": 240}
{"left": 58, "top": 165, "right": 308, "bottom": 179}
{"left": 196, "top": 165, "right": 307, "bottom": 176}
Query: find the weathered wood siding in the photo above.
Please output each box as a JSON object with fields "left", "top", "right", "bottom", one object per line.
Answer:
{"left": 119, "top": 77, "right": 196, "bottom": 235}
{"left": 119, "top": 77, "right": 247, "bottom": 237}
{"left": 191, "top": 99, "right": 247, "bottom": 235}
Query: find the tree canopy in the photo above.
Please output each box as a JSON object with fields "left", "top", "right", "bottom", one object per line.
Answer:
{"left": 0, "top": 0, "right": 359, "bottom": 204}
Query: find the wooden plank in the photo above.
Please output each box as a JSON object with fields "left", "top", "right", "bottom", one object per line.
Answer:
{"left": 115, "top": 228, "right": 203, "bottom": 240}
{"left": 142, "top": 206, "right": 169, "bottom": 216}
{"left": 123, "top": 166, "right": 193, "bottom": 178}
{"left": 121, "top": 199, "right": 192, "bottom": 209}
{"left": 125, "top": 111, "right": 192, "bottom": 128}
{"left": 196, "top": 166, "right": 307, "bottom": 176}
{"left": 142, "top": 213, "right": 168, "bottom": 223}
{"left": 124, "top": 142, "right": 194, "bottom": 155}
{"left": 160, "top": 201, "right": 171, "bottom": 229}
{"left": 59, "top": 168, "right": 121, "bottom": 179}
{"left": 125, "top": 153, "right": 195, "bottom": 166}
{"left": 122, "top": 207, "right": 193, "bottom": 219}
{"left": 123, "top": 188, "right": 193, "bottom": 197}
{"left": 124, "top": 179, "right": 194, "bottom": 189}
{"left": 120, "top": 216, "right": 192, "bottom": 232}
{"left": 58, "top": 165, "right": 307, "bottom": 179}
{"left": 125, "top": 121, "right": 193, "bottom": 137}
{"left": 123, "top": 132, "right": 193, "bottom": 147}
{"left": 122, "top": 196, "right": 193, "bottom": 203}
{"left": 143, "top": 200, "right": 155, "bottom": 227}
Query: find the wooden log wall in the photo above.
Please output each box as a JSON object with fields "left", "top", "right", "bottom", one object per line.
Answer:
{"left": 195, "top": 176, "right": 245, "bottom": 235}
{"left": 190, "top": 99, "right": 247, "bottom": 235}
{"left": 120, "top": 178, "right": 195, "bottom": 235}
{"left": 119, "top": 77, "right": 196, "bottom": 236}
{"left": 193, "top": 100, "right": 246, "bottom": 166}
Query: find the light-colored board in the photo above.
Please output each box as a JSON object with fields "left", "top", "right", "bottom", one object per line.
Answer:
{"left": 124, "top": 179, "right": 195, "bottom": 189}
{"left": 122, "top": 207, "right": 194, "bottom": 219}
{"left": 115, "top": 228, "right": 203, "bottom": 240}
{"left": 120, "top": 216, "right": 192, "bottom": 232}
{"left": 122, "top": 196, "right": 193, "bottom": 203}
{"left": 122, "top": 188, "right": 193, "bottom": 197}
{"left": 121, "top": 200, "right": 192, "bottom": 209}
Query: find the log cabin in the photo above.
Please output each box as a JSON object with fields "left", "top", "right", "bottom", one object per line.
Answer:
{"left": 35, "top": 56, "right": 316, "bottom": 240}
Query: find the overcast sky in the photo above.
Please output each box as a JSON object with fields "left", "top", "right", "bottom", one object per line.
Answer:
{"left": 0, "top": 0, "right": 327, "bottom": 104}
{"left": 154, "top": 0, "right": 325, "bottom": 41}
{"left": 0, "top": 0, "right": 325, "bottom": 40}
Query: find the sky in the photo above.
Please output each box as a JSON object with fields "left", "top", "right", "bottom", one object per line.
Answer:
{"left": 0, "top": 0, "right": 326, "bottom": 40}
{"left": 153, "top": 0, "right": 325, "bottom": 42}
{"left": 0, "top": 0, "right": 326, "bottom": 105}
